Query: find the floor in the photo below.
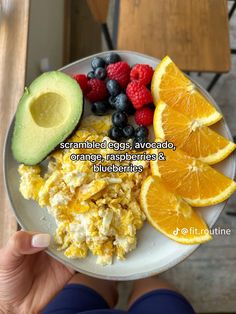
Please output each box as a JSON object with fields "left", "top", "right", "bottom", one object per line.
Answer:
{"left": 113, "top": 3, "right": 236, "bottom": 314}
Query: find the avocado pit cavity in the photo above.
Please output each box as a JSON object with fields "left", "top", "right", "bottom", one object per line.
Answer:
{"left": 30, "top": 92, "right": 69, "bottom": 128}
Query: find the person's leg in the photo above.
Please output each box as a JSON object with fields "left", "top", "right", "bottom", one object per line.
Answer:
{"left": 128, "top": 276, "right": 175, "bottom": 306}
{"left": 42, "top": 273, "right": 118, "bottom": 314}
{"left": 68, "top": 273, "right": 118, "bottom": 308}
{"left": 128, "top": 276, "right": 195, "bottom": 314}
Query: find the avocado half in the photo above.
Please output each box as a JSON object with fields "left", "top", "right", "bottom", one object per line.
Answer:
{"left": 12, "top": 71, "right": 83, "bottom": 165}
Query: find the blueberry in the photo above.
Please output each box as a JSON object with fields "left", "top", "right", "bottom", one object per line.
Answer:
{"left": 87, "top": 71, "right": 95, "bottom": 79}
{"left": 105, "top": 53, "right": 121, "bottom": 65}
{"left": 108, "top": 126, "right": 123, "bottom": 141}
{"left": 114, "top": 93, "right": 129, "bottom": 111}
{"left": 94, "top": 67, "right": 106, "bottom": 80}
{"left": 106, "top": 80, "right": 120, "bottom": 96}
{"left": 134, "top": 126, "right": 149, "bottom": 139}
{"left": 91, "top": 101, "right": 109, "bottom": 116}
{"left": 108, "top": 96, "right": 117, "bottom": 108}
{"left": 123, "top": 125, "right": 134, "bottom": 138}
{"left": 91, "top": 57, "right": 105, "bottom": 69}
{"left": 112, "top": 111, "right": 128, "bottom": 127}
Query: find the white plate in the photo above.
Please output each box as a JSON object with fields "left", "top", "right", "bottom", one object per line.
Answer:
{"left": 4, "top": 50, "right": 236, "bottom": 280}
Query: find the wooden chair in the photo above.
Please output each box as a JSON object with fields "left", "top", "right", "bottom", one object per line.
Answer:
{"left": 87, "top": 0, "right": 231, "bottom": 91}
{"left": 0, "top": 0, "right": 30, "bottom": 247}
{"left": 87, "top": 0, "right": 114, "bottom": 49}
{"left": 206, "top": 0, "right": 236, "bottom": 91}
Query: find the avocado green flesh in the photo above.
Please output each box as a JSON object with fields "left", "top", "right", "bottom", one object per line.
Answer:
{"left": 12, "top": 71, "right": 83, "bottom": 165}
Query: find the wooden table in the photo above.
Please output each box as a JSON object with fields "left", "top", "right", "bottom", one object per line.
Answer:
{"left": 0, "top": 0, "right": 30, "bottom": 247}
{"left": 117, "top": 0, "right": 231, "bottom": 72}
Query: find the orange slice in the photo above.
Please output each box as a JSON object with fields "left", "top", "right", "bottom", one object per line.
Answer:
{"left": 151, "top": 56, "right": 222, "bottom": 125}
{"left": 140, "top": 176, "right": 212, "bottom": 244}
{"left": 150, "top": 143, "right": 236, "bottom": 207}
{"left": 154, "top": 100, "right": 235, "bottom": 164}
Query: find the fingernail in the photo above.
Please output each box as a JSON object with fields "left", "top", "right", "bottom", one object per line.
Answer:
{"left": 31, "top": 234, "right": 51, "bottom": 248}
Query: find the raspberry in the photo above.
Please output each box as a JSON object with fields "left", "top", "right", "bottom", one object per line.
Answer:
{"left": 135, "top": 107, "right": 154, "bottom": 126}
{"left": 73, "top": 74, "right": 89, "bottom": 94}
{"left": 126, "top": 81, "right": 153, "bottom": 109}
{"left": 130, "top": 64, "right": 154, "bottom": 85}
{"left": 107, "top": 61, "right": 131, "bottom": 88}
{"left": 86, "top": 78, "right": 108, "bottom": 103}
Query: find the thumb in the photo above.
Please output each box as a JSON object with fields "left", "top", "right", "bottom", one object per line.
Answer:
{"left": 0, "top": 231, "right": 51, "bottom": 266}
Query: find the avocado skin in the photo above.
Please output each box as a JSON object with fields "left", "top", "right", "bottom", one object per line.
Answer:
{"left": 11, "top": 71, "right": 83, "bottom": 165}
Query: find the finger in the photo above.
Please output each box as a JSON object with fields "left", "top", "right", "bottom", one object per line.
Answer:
{"left": 66, "top": 266, "right": 76, "bottom": 276}
{"left": 0, "top": 231, "right": 51, "bottom": 265}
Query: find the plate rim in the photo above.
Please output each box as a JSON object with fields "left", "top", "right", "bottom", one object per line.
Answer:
{"left": 3, "top": 50, "right": 236, "bottom": 280}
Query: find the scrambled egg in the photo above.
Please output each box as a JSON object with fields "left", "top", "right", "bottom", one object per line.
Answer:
{"left": 18, "top": 115, "right": 150, "bottom": 265}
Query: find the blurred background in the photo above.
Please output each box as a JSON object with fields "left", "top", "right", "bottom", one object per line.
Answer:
{"left": 26, "top": 0, "right": 236, "bottom": 135}
{"left": 1, "top": 0, "right": 236, "bottom": 313}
